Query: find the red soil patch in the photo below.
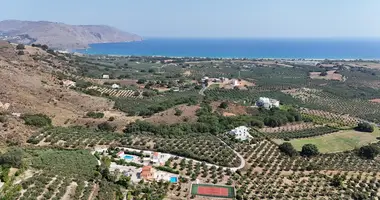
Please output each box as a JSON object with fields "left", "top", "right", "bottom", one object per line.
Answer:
{"left": 145, "top": 104, "right": 200, "bottom": 125}
{"left": 197, "top": 186, "right": 229, "bottom": 197}
{"left": 370, "top": 99, "right": 380, "bottom": 103}
{"left": 222, "top": 112, "right": 236, "bottom": 117}
{"left": 211, "top": 101, "right": 248, "bottom": 116}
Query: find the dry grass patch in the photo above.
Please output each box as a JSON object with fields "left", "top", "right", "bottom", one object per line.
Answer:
{"left": 309, "top": 70, "right": 343, "bottom": 81}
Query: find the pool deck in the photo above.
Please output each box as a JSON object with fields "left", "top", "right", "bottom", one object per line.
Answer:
{"left": 109, "top": 162, "right": 178, "bottom": 183}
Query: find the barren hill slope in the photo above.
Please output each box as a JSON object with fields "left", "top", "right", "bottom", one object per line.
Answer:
{"left": 0, "top": 42, "right": 115, "bottom": 144}
{"left": 0, "top": 20, "right": 142, "bottom": 49}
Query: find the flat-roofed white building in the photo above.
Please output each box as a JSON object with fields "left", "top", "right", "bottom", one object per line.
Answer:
{"left": 230, "top": 126, "right": 252, "bottom": 141}
{"left": 256, "top": 97, "right": 280, "bottom": 109}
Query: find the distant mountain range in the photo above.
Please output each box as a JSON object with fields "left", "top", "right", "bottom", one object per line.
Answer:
{"left": 0, "top": 20, "right": 142, "bottom": 49}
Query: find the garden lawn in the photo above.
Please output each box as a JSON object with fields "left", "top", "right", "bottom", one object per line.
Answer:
{"left": 273, "top": 128, "right": 380, "bottom": 153}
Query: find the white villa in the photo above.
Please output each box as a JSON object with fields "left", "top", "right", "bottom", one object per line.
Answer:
{"left": 111, "top": 84, "right": 120, "bottom": 89}
{"left": 256, "top": 97, "right": 280, "bottom": 109}
{"left": 102, "top": 74, "right": 110, "bottom": 79}
{"left": 229, "top": 126, "right": 252, "bottom": 141}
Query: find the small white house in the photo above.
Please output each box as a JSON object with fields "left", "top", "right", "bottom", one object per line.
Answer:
{"left": 229, "top": 126, "right": 252, "bottom": 141}
{"left": 256, "top": 97, "right": 280, "bottom": 109}
{"left": 231, "top": 79, "right": 240, "bottom": 87}
{"left": 102, "top": 74, "right": 110, "bottom": 79}
{"left": 111, "top": 84, "right": 120, "bottom": 89}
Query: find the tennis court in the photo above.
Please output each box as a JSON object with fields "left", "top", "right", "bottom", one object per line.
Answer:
{"left": 191, "top": 184, "right": 235, "bottom": 198}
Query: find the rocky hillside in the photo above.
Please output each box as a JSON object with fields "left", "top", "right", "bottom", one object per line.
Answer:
{"left": 0, "top": 42, "right": 116, "bottom": 145}
{"left": 0, "top": 20, "right": 142, "bottom": 49}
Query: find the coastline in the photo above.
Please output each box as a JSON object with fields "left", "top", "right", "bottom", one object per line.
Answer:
{"left": 71, "top": 51, "right": 380, "bottom": 61}
{"left": 72, "top": 38, "right": 380, "bottom": 60}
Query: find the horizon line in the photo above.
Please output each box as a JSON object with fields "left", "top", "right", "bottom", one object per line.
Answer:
{"left": 141, "top": 36, "right": 380, "bottom": 40}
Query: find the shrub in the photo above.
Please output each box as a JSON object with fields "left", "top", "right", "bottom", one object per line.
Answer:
{"left": 97, "top": 122, "right": 116, "bottom": 132}
{"left": 22, "top": 114, "right": 52, "bottom": 127}
{"left": 330, "top": 175, "right": 343, "bottom": 187}
{"left": 137, "top": 79, "right": 146, "bottom": 84}
{"left": 355, "top": 122, "right": 374, "bottom": 133}
{"left": 300, "top": 144, "right": 319, "bottom": 157}
{"left": 250, "top": 119, "right": 264, "bottom": 128}
{"left": 47, "top": 49, "right": 56, "bottom": 55}
{"left": 0, "top": 115, "right": 7, "bottom": 123}
{"left": 18, "top": 50, "right": 25, "bottom": 55}
{"left": 16, "top": 44, "right": 25, "bottom": 50}
{"left": 0, "top": 148, "right": 24, "bottom": 168}
{"left": 108, "top": 116, "right": 115, "bottom": 121}
{"left": 279, "top": 142, "right": 298, "bottom": 157}
{"left": 41, "top": 44, "right": 49, "bottom": 50}
{"left": 174, "top": 108, "right": 183, "bottom": 116}
{"left": 86, "top": 112, "right": 104, "bottom": 119}
{"left": 320, "top": 71, "right": 328, "bottom": 76}
{"left": 219, "top": 102, "right": 228, "bottom": 109}
{"left": 358, "top": 144, "right": 379, "bottom": 159}
{"left": 75, "top": 80, "right": 92, "bottom": 88}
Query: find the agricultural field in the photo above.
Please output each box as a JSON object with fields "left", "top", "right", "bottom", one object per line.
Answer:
{"left": 262, "top": 126, "right": 339, "bottom": 139}
{"left": 260, "top": 122, "right": 319, "bottom": 133}
{"left": 1, "top": 149, "right": 100, "bottom": 200}
{"left": 87, "top": 86, "right": 142, "bottom": 98}
{"left": 27, "top": 126, "right": 123, "bottom": 148}
{"left": 301, "top": 109, "right": 360, "bottom": 128}
{"left": 273, "top": 128, "right": 380, "bottom": 153}
{"left": 114, "top": 90, "right": 200, "bottom": 116}
{"left": 284, "top": 87, "right": 380, "bottom": 122}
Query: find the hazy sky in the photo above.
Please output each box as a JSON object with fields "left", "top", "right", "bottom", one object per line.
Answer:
{"left": 1, "top": 0, "right": 380, "bottom": 38}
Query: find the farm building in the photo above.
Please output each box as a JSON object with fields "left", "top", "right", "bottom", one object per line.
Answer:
{"left": 229, "top": 126, "right": 252, "bottom": 141}
{"left": 256, "top": 97, "right": 280, "bottom": 109}
{"left": 102, "top": 74, "right": 110, "bottom": 79}
{"left": 111, "top": 84, "right": 120, "bottom": 89}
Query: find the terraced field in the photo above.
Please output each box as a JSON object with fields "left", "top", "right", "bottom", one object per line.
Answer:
{"left": 87, "top": 86, "right": 142, "bottom": 98}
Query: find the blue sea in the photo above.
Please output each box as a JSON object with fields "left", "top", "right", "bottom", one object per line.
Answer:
{"left": 75, "top": 38, "right": 380, "bottom": 59}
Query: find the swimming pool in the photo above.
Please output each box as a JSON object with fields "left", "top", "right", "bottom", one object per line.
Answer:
{"left": 124, "top": 155, "right": 134, "bottom": 160}
{"left": 170, "top": 176, "right": 178, "bottom": 183}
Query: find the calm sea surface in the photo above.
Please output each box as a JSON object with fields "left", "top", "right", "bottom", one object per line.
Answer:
{"left": 75, "top": 38, "right": 380, "bottom": 59}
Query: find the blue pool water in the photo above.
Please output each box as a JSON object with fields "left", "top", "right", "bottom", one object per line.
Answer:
{"left": 74, "top": 38, "right": 380, "bottom": 59}
{"left": 170, "top": 177, "right": 178, "bottom": 183}
{"left": 124, "top": 155, "right": 134, "bottom": 160}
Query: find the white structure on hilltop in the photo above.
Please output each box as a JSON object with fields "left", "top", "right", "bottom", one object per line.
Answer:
{"left": 229, "top": 126, "right": 252, "bottom": 141}
{"left": 102, "top": 74, "right": 110, "bottom": 79}
{"left": 256, "top": 97, "right": 280, "bottom": 109}
{"left": 111, "top": 84, "right": 120, "bottom": 89}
